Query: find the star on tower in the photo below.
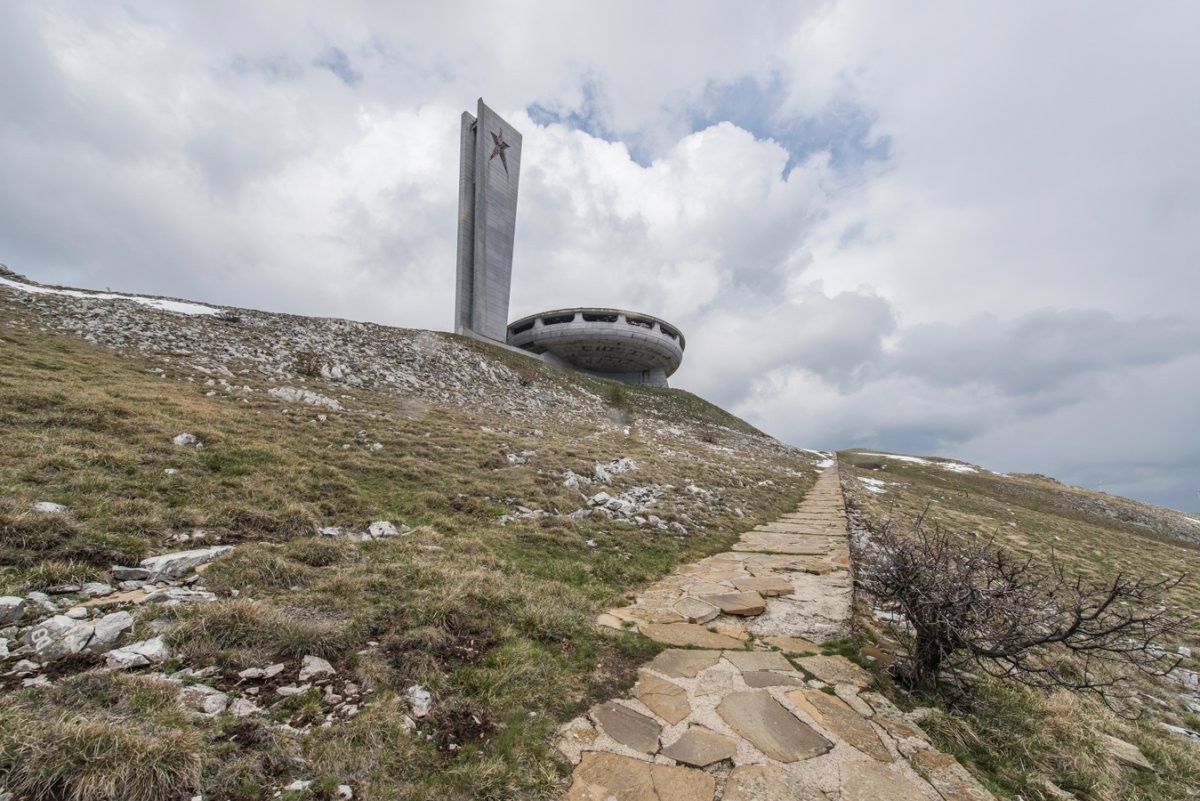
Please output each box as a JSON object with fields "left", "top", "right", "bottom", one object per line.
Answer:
{"left": 488, "top": 130, "right": 510, "bottom": 176}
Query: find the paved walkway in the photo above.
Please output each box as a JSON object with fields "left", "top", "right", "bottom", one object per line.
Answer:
{"left": 557, "top": 465, "right": 996, "bottom": 801}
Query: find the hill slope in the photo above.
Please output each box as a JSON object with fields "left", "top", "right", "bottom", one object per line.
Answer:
{"left": 839, "top": 449, "right": 1200, "bottom": 800}
{"left": 0, "top": 270, "right": 822, "bottom": 800}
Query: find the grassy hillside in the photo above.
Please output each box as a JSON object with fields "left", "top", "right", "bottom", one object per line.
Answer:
{"left": 0, "top": 276, "right": 820, "bottom": 801}
{"left": 839, "top": 449, "right": 1200, "bottom": 801}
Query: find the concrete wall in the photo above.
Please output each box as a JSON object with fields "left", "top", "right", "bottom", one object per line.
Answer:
{"left": 454, "top": 99, "right": 522, "bottom": 343}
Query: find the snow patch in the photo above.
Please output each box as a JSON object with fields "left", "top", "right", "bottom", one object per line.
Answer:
{"left": 0, "top": 276, "right": 221, "bottom": 316}
{"left": 941, "top": 462, "right": 978, "bottom": 474}
{"left": 857, "top": 476, "right": 888, "bottom": 494}
{"left": 855, "top": 451, "right": 931, "bottom": 465}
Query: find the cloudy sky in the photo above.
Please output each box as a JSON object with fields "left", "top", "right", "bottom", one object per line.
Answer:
{"left": 2, "top": 2, "right": 1198, "bottom": 512}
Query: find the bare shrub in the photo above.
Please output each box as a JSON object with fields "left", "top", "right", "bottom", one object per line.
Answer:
{"left": 857, "top": 514, "right": 1191, "bottom": 709}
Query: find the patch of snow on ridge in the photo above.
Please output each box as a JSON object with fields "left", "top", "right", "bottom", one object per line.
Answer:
{"left": 941, "top": 462, "right": 978, "bottom": 474}
{"left": 856, "top": 452, "right": 931, "bottom": 465}
{"left": 857, "top": 476, "right": 888, "bottom": 494}
{"left": 816, "top": 459, "right": 835, "bottom": 469}
{"left": 0, "top": 276, "right": 220, "bottom": 316}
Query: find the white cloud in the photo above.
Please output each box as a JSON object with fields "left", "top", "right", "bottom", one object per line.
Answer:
{"left": 1, "top": 1, "right": 1198, "bottom": 511}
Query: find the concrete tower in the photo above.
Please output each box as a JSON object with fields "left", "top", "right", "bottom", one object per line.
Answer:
{"left": 455, "top": 99, "right": 523, "bottom": 342}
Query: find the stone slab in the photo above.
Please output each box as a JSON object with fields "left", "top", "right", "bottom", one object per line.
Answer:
{"left": 649, "top": 649, "right": 723, "bottom": 678}
{"left": 564, "top": 751, "right": 715, "bottom": 801}
{"left": 908, "top": 747, "right": 996, "bottom": 800}
{"left": 716, "top": 690, "right": 832, "bottom": 762}
{"left": 661, "top": 726, "right": 737, "bottom": 767}
{"left": 592, "top": 701, "right": 661, "bottom": 753}
{"left": 673, "top": 596, "right": 719, "bottom": 624}
{"left": 786, "top": 689, "right": 891, "bottom": 762}
{"left": 840, "top": 762, "right": 930, "bottom": 801}
{"left": 723, "top": 650, "right": 794, "bottom": 673}
{"left": 796, "top": 655, "right": 873, "bottom": 688}
{"left": 724, "top": 765, "right": 829, "bottom": 801}
{"left": 742, "top": 671, "right": 808, "bottom": 688}
{"left": 639, "top": 623, "right": 745, "bottom": 650}
{"left": 698, "top": 591, "right": 765, "bottom": 616}
{"left": 762, "top": 635, "right": 821, "bottom": 654}
{"left": 634, "top": 672, "right": 690, "bottom": 725}
{"left": 731, "top": 577, "right": 795, "bottom": 596}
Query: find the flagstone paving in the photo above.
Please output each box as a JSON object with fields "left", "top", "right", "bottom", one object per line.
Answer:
{"left": 558, "top": 463, "right": 999, "bottom": 801}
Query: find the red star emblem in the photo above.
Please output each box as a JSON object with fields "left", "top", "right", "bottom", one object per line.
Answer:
{"left": 488, "top": 130, "right": 510, "bottom": 176}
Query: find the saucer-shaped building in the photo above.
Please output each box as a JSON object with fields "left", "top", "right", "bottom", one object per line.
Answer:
{"left": 507, "top": 307, "right": 685, "bottom": 388}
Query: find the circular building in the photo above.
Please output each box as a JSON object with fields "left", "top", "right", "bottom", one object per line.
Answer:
{"left": 507, "top": 308, "right": 685, "bottom": 387}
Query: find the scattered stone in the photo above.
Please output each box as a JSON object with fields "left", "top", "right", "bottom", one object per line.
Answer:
{"left": 239, "top": 662, "right": 286, "bottom": 680}
{"left": 633, "top": 672, "right": 690, "bottom": 725}
{"left": 299, "top": 655, "right": 337, "bottom": 681}
{"left": 80, "top": 582, "right": 114, "bottom": 598}
{"left": 172, "top": 433, "right": 200, "bottom": 447}
{"left": 840, "top": 761, "right": 929, "bottom": 801}
{"left": 638, "top": 623, "right": 746, "bottom": 650}
{"left": 698, "top": 591, "right": 765, "bottom": 616}
{"left": 716, "top": 690, "right": 832, "bottom": 762}
{"left": 269, "top": 386, "right": 343, "bottom": 410}
{"left": 795, "top": 655, "right": 873, "bottom": 688}
{"left": 83, "top": 611, "right": 133, "bottom": 653}
{"left": 228, "top": 697, "right": 262, "bottom": 717}
{"left": 564, "top": 751, "right": 715, "bottom": 801}
{"left": 660, "top": 726, "right": 737, "bottom": 767}
{"left": 276, "top": 684, "right": 312, "bottom": 697}
{"left": 31, "top": 501, "right": 66, "bottom": 513}
{"left": 22, "top": 675, "right": 51, "bottom": 688}
{"left": 139, "top": 546, "right": 233, "bottom": 582}
{"left": 672, "top": 597, "right": 720, "bottom": 624}
{"left": 786, "top": 689, "right": 891, "bottom": 761}
{"left": 180, "top": 684, "right": 229, "bottom": 715}
{"left": 591, "top": 701, "right": 662, "bottom": 753}
{"left": 724, "top": 765, "right": 829, "bottom": 801}
{"left": 64, "top": 606, "right": 89, "bottom": 620}
{"left": 111, "top": 566, "right": 150, "bottom": 581}
{"left": 283, "top": 780, "right": 312, "bottom": 792}
{"left": 368, "top": 520, "right": 407, "bottom": 538}
{"left": 1178, "top": 646, "right": 1192, "bottom": 658}
{"left": 100, "top": 636, "right": 167, "bottom": 670}
{"left": 0, "top": 596, "right": 25, "bottom": 625}
{"left": 337, "top": 785, "right": 353, "bottom": 800}
{"left": 406, "top": 684, "right": 433, "bottom": 717}
{"left": 12, "top": 659, "right": 40, "bottom": 674}
{"left": 649, "top": 649, "right": 723, "bottom": 678}
{"left": 1100, "top": 733, "right": 1155, "bottom": 771}
{"left": 0, "top": 638, "right": 8, "bottom": 659}
{"left": 142, "top": 587, "right": 218, "bottom": 604}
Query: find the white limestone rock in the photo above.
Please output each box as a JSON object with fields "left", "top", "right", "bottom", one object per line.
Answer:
{"left": 139, "top": 545, "right": 233, "bottom": 582}
{"left": 31, "top": 501, "right": 66, "bottom": 513}
{"left": 228, "top": 697, "right": 263, "bottom": 717}
{"left": 0, "top": 596, "right": 25, "bottom": 625}
{"left": 142, "top": 587, "right": 218, "bottom": 604}
{"left": 299, "top": 655, "right": 337, "bottom": 681}
{"left": 172, "top": 433, "right": 200, "bottom": 447}
{"left": 84, "top": 611, "right": 134, "bottom": 653}
{"left": 80, "top": 582, "right": 114, "bottom": 598}
{"left": 105, "top": 636, "right": 170, "bottom": 669}
{"left": 180, "top": 684, "right": 229, "bottom": 715}
{"left": 22, "top": 615, "right": 93, "bottom": 660}
{"left": 406, "top": 684, "right": 433, "bottom": 718}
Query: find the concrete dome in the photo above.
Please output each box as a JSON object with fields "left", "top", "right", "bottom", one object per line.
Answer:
{"left": 507, "top": 308, "right": 685, "bottom": 386}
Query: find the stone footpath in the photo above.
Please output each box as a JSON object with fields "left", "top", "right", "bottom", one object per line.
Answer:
{"left": 556, "top": 466, "right": 997, "bottom": 801}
